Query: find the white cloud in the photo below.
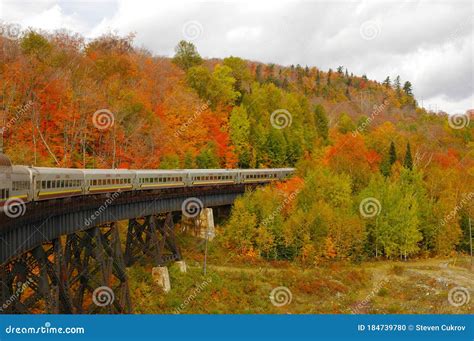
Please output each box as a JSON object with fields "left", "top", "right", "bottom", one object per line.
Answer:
{"left": 226, "top": 26, "right": 262, "bottom": 42}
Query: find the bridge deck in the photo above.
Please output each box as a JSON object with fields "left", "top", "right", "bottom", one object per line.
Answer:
{"left": 0, "top": 184, "right": 256, "bottom": 265}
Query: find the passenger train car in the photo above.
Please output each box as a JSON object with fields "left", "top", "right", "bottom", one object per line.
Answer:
{"left": 0, "top": 154, "right": 294, "bottom": 207}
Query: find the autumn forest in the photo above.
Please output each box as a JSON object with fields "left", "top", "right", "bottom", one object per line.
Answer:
{"left": 1, "top": 30, "right": 473, "bottom": 264}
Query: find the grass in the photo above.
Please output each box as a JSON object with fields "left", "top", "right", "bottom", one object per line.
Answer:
{"left": 126, "top": 227, "right": 473, "bottom": 314}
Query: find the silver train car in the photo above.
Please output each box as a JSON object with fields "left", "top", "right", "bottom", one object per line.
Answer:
{"left": 0, "top": 159, "right": 294, "bottom": 206}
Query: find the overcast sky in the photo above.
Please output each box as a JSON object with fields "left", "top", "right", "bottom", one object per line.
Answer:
{"left": 1, "top": 0, "right": 472, "bottom": 114}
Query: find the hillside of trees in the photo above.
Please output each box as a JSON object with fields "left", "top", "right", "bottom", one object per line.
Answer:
{"left": 1, "top": 31, "right": 472, "bottom": 260}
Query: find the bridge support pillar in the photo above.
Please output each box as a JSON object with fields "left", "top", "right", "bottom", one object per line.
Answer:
{"left": 194, "top": 208, "right": 216, "bottom": 241}
{"left": 64, "top": 223, "right": 132, "bottom": 314}
{"left": 124, "top": 213, "right": 182, "bottom": 267}
{"left": 176, "top": 260, "right": 187, "bottom": 273}
{"left": 0, "top": 238, "right": 73, "bottom": 314}
{"left": 152, "top": 266, "right": 171, "bottom": 293}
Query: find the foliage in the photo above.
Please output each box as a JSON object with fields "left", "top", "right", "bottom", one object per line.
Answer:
{"left": 172, "top": 40, "right": 202, "bottom": 70}
{"left": 1, "top": 31, "right": 472, "bottom": 262}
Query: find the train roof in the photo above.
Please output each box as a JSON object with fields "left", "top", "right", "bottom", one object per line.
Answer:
{"left": 29, "top": 167, "right": 85, "bottom": 175}
{"left": 82, "top": 169, "right": 136, "bottom": 175}
{"left": 238, "top": 168, "right": 295, "bottom": 173}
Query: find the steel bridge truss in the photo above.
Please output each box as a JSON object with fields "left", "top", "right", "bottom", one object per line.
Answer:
{"left": 0, "top": 213, "right": 181, "bottom": 314}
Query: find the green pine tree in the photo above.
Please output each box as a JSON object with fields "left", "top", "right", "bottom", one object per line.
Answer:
{"left": 380, "top": 141, "right": 397, "bottom": 177}
{"left": 404, "top": 142, "right": 413, "bottom": 170}
{"left": 172, "top": 40, "right": 202, "bottom": 70}
{"left": 389, "top": 141, "right": 397, "bottom": 166}
{"left": 313, "top": 104, "right": 329, "bottom": 141}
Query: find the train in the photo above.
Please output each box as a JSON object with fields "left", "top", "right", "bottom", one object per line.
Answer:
{"left": 0, "top": 154, "right": 294, "bottom": 206}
